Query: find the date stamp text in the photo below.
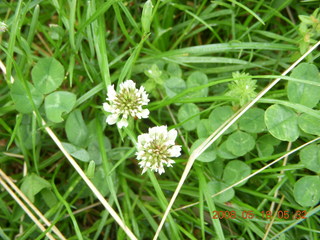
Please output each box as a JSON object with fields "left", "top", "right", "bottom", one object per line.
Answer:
{"left": 212, "top": 210, "right": 307, "bottom": 220}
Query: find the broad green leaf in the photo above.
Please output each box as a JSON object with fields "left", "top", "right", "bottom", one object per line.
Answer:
{"left": 32, "top": 57, "right": 65, "bottom": 94}
{"left": 45, "top": 91, "right": 76, "bottom": 123}
{"left": 76, "top": 166, "right": 111, "bottom": 198}
{"left": 298, "top": 113, "right": 320, "bottom": 136}
{"left": 41, "top": 189, "right": 57, "bottom": 208}
{"left": 92, "top": 167, "right": 111, "bottom": 197}
{"left": 265, "top": 104, "right": 299, "bottom": 142}
{"left": 217, "top": 141, "right": 237, "bottom": 159}
{"left": 197, "top": 119, "right": 212, "bottom": 138}
{"left": 256, "top": 142, "right": 274, "bottom": 158}
{"left": 143, "top": 79, "right": 157, "bottom": 92}
{"left": 10, "top": 80, "right": 43, "bottom": 114}
{"left": 66, "top": 109, "right": 88, "bottom": 147}
{"left": 300, "top": 144, "right": 320, "bottom": 173}
{"left": 15, "top": 114, "right": 40, "bottom": 150}
{"left": 144, "top": 64, "right": 162, "bottom": 81}
{"left": 87, "top": 114, "right": 107, "bottom": 135}
{"left": 294, "top": 176, "right": 320, "bottom": 207}
{"left": 222, "top": 160, "right": 251, "bottom": 187}
{"left": 287, "top": 63, "right": 320, "bottom": 108}
{"left": 186, "top": 71, "right": 208, "bottom": 98}
{"left": 108, "top": 147, "right": 135, "bottom": 161}
{"left": 257, "top": 134, "right": 281, "bottom": 146}
{"left": 167, "top": 62, "right": 182, "bottom": 78}
{"left": 190, "top": 138, "right": 216, "bottom": 162}
{"left": 164, "top": 77, "right": 186, "bottom": 98}
{"left": 226, "top": 131, "right": 255, "bottom": 156}
{"left": 207, "top": 181, "right": 235, "bottom": 203}
{"left": 209, "top": 158, "right": 224, "bottom": 180}
{"left": 209, "top": 106, "right": 237, "bottom": 135}
{"left": 88, "top": 136, "right": 111, "bottom": 165}
{"left": 178, "top": 103, "right": 200, "bottom": 131}
{"left": 239, "top": 108, "right": 265, "bottom": 133}
{"left": 256, "top": 134, "right": 280, "bottom": 157}
{"left": 21, "top": 173, "right": 51, "bottom": 202}
{"left": 62, "top": 142, "right": 90, "bottom": 162}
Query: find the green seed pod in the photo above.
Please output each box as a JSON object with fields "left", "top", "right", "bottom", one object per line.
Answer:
{"left": 141, "top": 0, "right": 153, "bottom": 34}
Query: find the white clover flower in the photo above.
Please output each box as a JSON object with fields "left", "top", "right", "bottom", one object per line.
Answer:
{"left": 136, "top": 126, "right": 181, "bottom": 175}
{"left": 103, "top": 80, "right": 150, "bottom": 128}
{"left": 0, "top": 22, "right": 8, "bottom": 32}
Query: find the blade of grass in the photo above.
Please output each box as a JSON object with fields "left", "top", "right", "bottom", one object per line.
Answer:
{"left": 0, "top": 169, "right": 66, "bottom": 239}
{"left": 40, "top": 115, "right": 138, "bottom": 240}
{"left": 5, "top": 0, "right": 23, "bottom": 84}
{"left": 270, "top": 205, "right": 320, "bottom": 240}
{"left": 90, "top": 0, "right": 111, "bottom": 88}
{"left": 228, "top": 0, "right": 265, "bottom": 25}
{"left": 263, "top": 195, "right": 285, "bottom": 240}
{"left": 147, "top": 171, "right": 181, "bottom": 239}
{"left": 0, "top": 174, "right": 55, "bottom": 240}
{"left": 118, "top": 37, "right": 147, "bottom": 86}
{"left": 113, "top": 4, "right": 137, "bottom": 47}
{"left": 51, "top": 166, "right": 83, "bottom": 240}
{"left": 196, "top": 166, "right": 225, "bottom": 240}
{"left": 128, "top": 189, "right": 168, "bottom": 240}
{"left": 76, "top": 0, "right": 118, "bottom": 34}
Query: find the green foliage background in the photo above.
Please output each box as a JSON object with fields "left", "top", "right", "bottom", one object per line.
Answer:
{"left": 0, "top": 0, "right": 320, "bottom": 239}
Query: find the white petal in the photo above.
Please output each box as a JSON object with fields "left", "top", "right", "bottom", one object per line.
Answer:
{"left": 137, "top": 133, "right": 150, "bottom": 145}
{"left": 103, "top": 103, "right": 113, "bottom": 112}
{"left": 168, "top": 159, "right": 175, "bottom": 165}
{"left": 106, "top": 114, "right": 118, "bottom": 125}
{"left": 136, "top": 151, "right": 145, "bottom": 159}
{"left": 141, "top": 167, "right": 148, "bottom": 174}
{"left": 139, "top": 88, "right": 150, "bottom": 104}
{"left": 165, "top": 159, "right": 175, "bottom": 167}
{"left": 138, "top": 160, "right": 146, "bottom": 167}
{"left": 151, "top": 164, "right": 158, "bottom": 171}
{"left": 117, "top": 118, "right": 128, "bottom": 128}
{"left": 107, "top": 85, "right": 117, "bottom": 101}
{"left": 123, "top": 80, "right": 135, "bottom": 89}
{"left": 167, "top": 129, "right": 178, "bottom": 142}
{"left": 158, "top": 166, "right": 165, "bottom": 175}
{"left": 140, "top": 109, "right": 150, "bottom": 119}
{"left": 149, "top": 126, "right": 167, "bottom": 137}
{"left": 168, "top": 145, "right": 181, "bottom": 157}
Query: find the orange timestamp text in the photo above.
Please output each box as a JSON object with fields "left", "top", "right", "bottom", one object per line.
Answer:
{"left": 212, "top": 210, "right": 307, "bottom": 220}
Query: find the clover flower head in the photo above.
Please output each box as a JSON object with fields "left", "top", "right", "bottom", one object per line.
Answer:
{"left": 136, "top": 126, "right": 181, "bottom": 175}
{"left": 103, "top": 80, "right": 150, "bottom": 128}
{"left": 0, "top": 21, "right": 8, "bottom": 32}
{"left": 227, "top": 71, "right": 257, "bottom": 106}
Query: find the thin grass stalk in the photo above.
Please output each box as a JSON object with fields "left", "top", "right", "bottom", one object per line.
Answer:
{"left": 268, "top": 142, "right": 292, "bottom": 223}
{"left": 270, "top": 205, "right": 320, "bottom": 239}
{"left": 0, "top": 169, "right": 66, "bottom": 240}
{"left": 0, "top": 176, "right": 55, "bottom": 240}
{"left": 153, "top": 40, "right": 320, "bottom": 239}
{"left": 263, "top": 195, "right": 285, "bottom": 240}
{"left": 40, "top": 117, "right": 138, "bottom": 240}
